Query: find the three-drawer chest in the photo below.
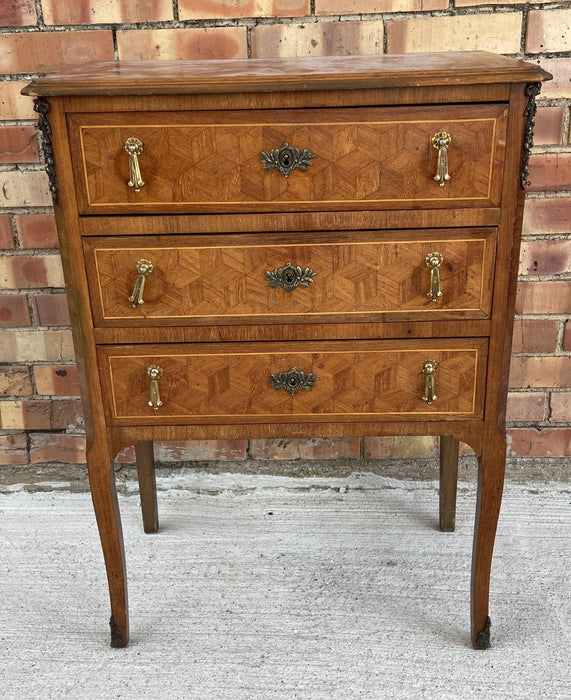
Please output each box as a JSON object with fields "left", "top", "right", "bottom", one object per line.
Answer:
{"left": 24, "top": 52, "right": 550, "bottom": 648}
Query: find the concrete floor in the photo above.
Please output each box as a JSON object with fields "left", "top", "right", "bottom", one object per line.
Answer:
{"left": 1, "top": 471, "right": 570, "bottom": 699}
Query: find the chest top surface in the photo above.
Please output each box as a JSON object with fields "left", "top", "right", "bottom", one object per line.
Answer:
{"left": 23, "top": 51, "right": 550, "bottom": 97}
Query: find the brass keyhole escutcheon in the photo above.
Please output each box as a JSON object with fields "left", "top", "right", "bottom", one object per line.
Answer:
{"left": 260, "top": 142, "right": 315, "bottom": 178}
{"left": 265, "top": 261, "right": 316, "bottom": 292}
{"left": 270, "top": 367, "right": 318, "bottom": 395}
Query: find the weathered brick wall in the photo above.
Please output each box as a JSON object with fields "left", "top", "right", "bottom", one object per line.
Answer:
{"left": 1, "top": 0, "right": 570, "bottom": 471}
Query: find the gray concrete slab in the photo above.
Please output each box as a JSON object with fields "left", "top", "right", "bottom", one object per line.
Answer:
{"left": 1, "top": 472, "right": 570, "bottom": 699}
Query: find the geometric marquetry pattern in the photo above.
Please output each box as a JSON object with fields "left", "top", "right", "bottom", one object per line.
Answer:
{"left": 75, "top": 105, "right": 507, "bottom": 212}
{"left": 90, "top": 231, "right": 494, "bottom": 324}
{"left": 102, "top": 344, "right": 484, "bottom": 424}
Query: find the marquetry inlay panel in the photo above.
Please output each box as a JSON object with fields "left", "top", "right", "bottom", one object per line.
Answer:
{"left": 98, "top": 339, "right": 487, "bottom": 425}
{"left": 69, "top": 104, "right": 508, "bottom": 214}
{"left": 85, "top": 229, "right": 496, "bottom": 325}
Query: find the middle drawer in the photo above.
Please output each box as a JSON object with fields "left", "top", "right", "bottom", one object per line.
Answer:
{"left": 84, "top": 229, "right": 496, "bottom": 327}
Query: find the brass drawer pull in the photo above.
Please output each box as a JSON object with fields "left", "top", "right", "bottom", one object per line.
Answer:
{"left": 421, "top": 359, "right": 438, "bottom": 405}
{"left": 265, "top": 261, "right": 316, "bottom": 292}
{"left": 432, "top": 132, "right": 451, "bottom": 187}
{"left": 125, "top": 137, "right": 145, "bottom": 192}
{"left": 425, "top": 252, "right": 443, "bottom": 303}
{"left": 270, "top": 367, "right": 318, "bottom": 395}
{"left": 129, "top": 259, "right": 154, "bottom": 308}
{"left": 147, "top": 365, "right": 163, "bottom": 410}
{"left": 260, "top": 141, "right": 315, "bottom": 178}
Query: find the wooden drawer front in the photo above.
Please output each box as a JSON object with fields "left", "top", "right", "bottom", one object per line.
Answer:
{"left": 69, "top": 104, "right": 507, "bottom": 214}
{"left": 85, "top": 229, "right": 496, "bottom": 326}
{"left": 98, "top": 339, "right": 487, "bottom": 425}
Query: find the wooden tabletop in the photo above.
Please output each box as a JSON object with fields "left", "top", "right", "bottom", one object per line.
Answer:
{"left": 23, "top": 52, "right": 551, "bottom": 96}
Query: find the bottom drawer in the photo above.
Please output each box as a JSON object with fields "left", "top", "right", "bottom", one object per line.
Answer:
{"left": 98, "top": 339, "right": 488, "bottom": 426}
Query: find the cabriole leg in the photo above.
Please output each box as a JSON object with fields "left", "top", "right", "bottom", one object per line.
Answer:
{"left": 471, "top": 433, "right": 506, "bottom": 649}
{"left": 87, "top": 440, "right": 129, "bottom": 648}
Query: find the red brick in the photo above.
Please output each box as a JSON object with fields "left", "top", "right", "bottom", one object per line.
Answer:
{"left": 0, "top": 31, "right": 114, "bottom": 73}
{"left": 519, "top": 239, "right": 571, "bottom": 275}
{"left": 316, "top": 0, "right": 447, "bottom": 12}
{"left": 33, "top": 294, "right": 70, "bottom": 327}
{"left": 0, "top": 295, "right": 31, "bottom": 327}
{"left": 49, "top": 399, "right": 84, "bottom": 429}
{"left": 0, "top": 216, "right": 14, "bottom": 249}
{"left": 0, "top": 171, "right": 52, "bottom": 207}
{"left": 249, "top": 437, "right": 359, "bottom": 460}
{"left": 455, "top": 0, "right": 527, "bottom": 4}
{"left": 527, "top": 9, "right": 571, "bottom": 54}
{"left": 393, "top": 436, "right": 437, "bottom": 458}
{"left": 0, "top": 367, "right": 33, "bottom": 397}
{"left": 527, "top": 153, "right": 571, "bottom": 191}
{"left": 0, "top": 126, "right": 39, "bottom": 164}
{"left": 523, "top": 199, "right": 571, "bottom": 235}
{"left": 298, "top": 437, "right": 360, "bottom": 460}
{"left": 249, "top": 438, "right": 301, "bottom": 460}
{"left": 506, "top": 391, "right": 546, "bottom": 422}
{"left": 117, "top": 28, "right": 247, "bottom": 61}
{"left": 15, "top": 214, "right": 58, "bottom": 249}
{"left": 550, "top": 392, "right": 571, "bottom": 423}
{"left": 533, "top": 107, "right": 566, "bottom": 147}
{"left": 511, "top": 320, "right": 559, "bottom": 354}
{"left": 114, "top": 446, "right": 136, "bottom": 464}
{"left": 153, "top": 440, "right": 246, "bottom": 461}
{"left": 30, "top": 432, "right": 86, "bottom": 464}
{"left": 0, "top": 0, "right": 36, "bottom": 25}
{"left": 0, "top": 400, "right": 46, "bottom": 430}
{"left": 180, "top": 0, "right": 310, "bottom": 19}
{"left": 387, "top": 13, "right": 522, "bottom": 54}
{"left": 507, "top": 428, "right": 570, "bottom": 458}
{"left": 0, "top": 330, "right": 74, "bottom": 363}
{"left": 42, "top": 0, "right": 173, "bottom": 24}
{"left": 0, "top": 433, "right": 28, "bottom": 466}
{"left": 0, "top": 398, "right": 82, "bottom": 430}
{"left": 0, "top": 81, "right": 36, "bottom": 120}
{"left": 252, "top": 20, "right": 384, "bottom": 58}
{"left": 363, "top": 436, "right": 394, "bottom": 459}
{"left": 538, "top": 58, "right": 571, "bottom": 99}
{"left": 515, "top": 281, "right": 571, "bottom": 315}
{"left": 33, "top": 364, "right": 80, "bottom": 396}
{"left": 564, "top": 320, "right": 571, "bottom": 351}
{"left": 509, "top": 356, "right": 571, "bottom": 389}
{"left": 0, "top": 255, "right": 64, "bottom": 290}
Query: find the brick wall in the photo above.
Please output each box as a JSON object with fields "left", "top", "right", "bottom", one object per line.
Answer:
{"left": 1, "top": 0, "right": 570, "bottom": 471}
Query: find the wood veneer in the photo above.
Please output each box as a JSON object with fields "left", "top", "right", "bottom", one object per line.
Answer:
{"left": 24, "top": 52, "right": 551, "bottom": 651}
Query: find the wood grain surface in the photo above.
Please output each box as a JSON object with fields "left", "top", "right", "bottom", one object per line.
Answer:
{"left": 27, "top": 52, "right": 551, "bottom": 649}
{"left": 98, "top": 339, "right": 487, "bottom": 425}
{"left": 22, "top": 52, "right": 550, "bottom": 96}
{"left": 85, "top": 229, "right": 496, "bottom": 326}
{"left": 69, "top": 105, "right": 507, "bottom": 214}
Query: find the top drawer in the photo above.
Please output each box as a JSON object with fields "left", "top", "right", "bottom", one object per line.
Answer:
{"left": 68, "top": 104, "right": 508, "bottom": 215}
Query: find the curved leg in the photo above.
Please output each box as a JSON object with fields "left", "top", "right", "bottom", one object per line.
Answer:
{"left": 87, "top": 438, "right": 129, "bottom": 647}
{"left": 439, "top": 435, "right": 459, "bottom": 532}
{"left": 135, "top": 440, "right": 159, "bottom": 534}
{"left": 471, "top": 432, "right": 506, "bottom": 649}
